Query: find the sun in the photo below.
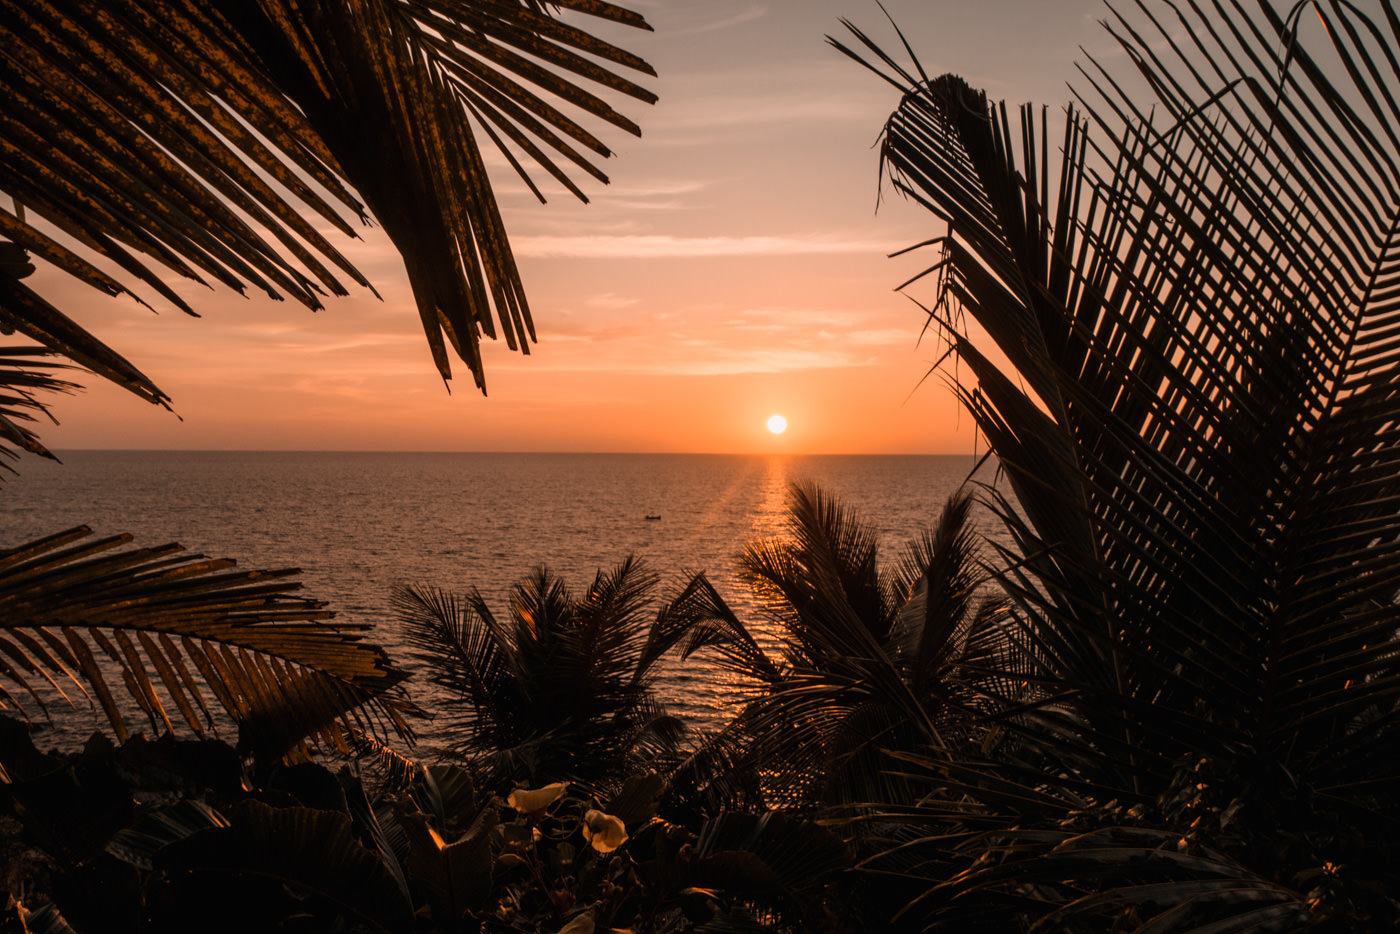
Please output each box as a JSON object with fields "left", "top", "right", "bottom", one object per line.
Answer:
{"left": 766, "top": 414, "right": 788, "bottom": 435}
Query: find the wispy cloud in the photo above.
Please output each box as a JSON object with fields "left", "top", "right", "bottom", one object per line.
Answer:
{"left": 646, "top": 88, "right": 878, "bottom": 132}
{"left": 644, "top": 347, "right": 876, "bottom": 375}
{"left": 668, "top": 6, "right": 769, "bottom": 37}
{"left": 585, "top": 292, "right": 641, "bottom": 310}
{"left": 506, "top": 302, "right": 909, "bottom": 377}
{"left": 512, "top": 234, "right": 891, "bottom": 259}
{"left": 512, "top": 343, "right": 875, "bottom": 376}
{"left": 836, "top": 328, "right": 918, "bottom": 347}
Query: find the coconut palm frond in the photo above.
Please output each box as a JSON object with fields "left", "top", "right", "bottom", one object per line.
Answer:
{"left": 394, "top": 558, "right": 703, "bottom": 788}
{"left": 571, "top": 554, "right": 659, "bottom": 690}
{"left": 691, "top": 483, "right": 1005, "bottom": 815}
{"left": 0, "top": 347, "right": 80, "bottom": 475}
{"left": 838, "top": 0, "right": 1400, "bottom": 928}
{"left": 0, "top": 0, "right": 655, "bottom": 408}
{"left": 397, "top": 582, "right": 520, "bottom": 745}
{"left": 666, "top": 716, "right": 768, "bottom": 819}
{"left": 840, "top": 0, "right": 1400, "bottom": 801}
{"left": 646, "top": 569, "right": 778, "bottom": 682}
{"left": 740, "top": 483, "right": 894, "bottom": 673}
{"left": 0, "top": 526, "right": 416, "bottom": 762}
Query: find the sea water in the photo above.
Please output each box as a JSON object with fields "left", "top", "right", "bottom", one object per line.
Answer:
{"left": 1, "top": 451, "right": 1001, "bottom": 749}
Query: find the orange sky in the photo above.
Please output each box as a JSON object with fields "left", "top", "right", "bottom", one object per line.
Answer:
{"left": 31, "top": 0, "right": 1106, "bottom": 454}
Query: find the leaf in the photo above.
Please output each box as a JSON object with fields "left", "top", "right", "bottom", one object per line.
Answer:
{"left": 398, "top": 800, "right": 496, "bottom": 921}
{"left": 0, "top": 527, "right": 416, "bottom": 761}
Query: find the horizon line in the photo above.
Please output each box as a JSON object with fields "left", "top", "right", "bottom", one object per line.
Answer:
{"left": 43, "top": 448, "right": 987, "bottom": 458}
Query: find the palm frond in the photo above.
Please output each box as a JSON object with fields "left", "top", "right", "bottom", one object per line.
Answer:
{"left": 693, "top": 483, "right": 1007, "bottom": 814}
{"left": 0, "top": 347, "right": 80, "bottom": 475}
{"left": 842, "top": 0, "right": 1400, "bottom": 800}
{"left": 397, "top": 582, "right": 520, "bottom": 746}
{"left": 155, "top": 798, "right": 413, "bottom": 932}
{"left": 0, "top": 526, "right": 416, "bottom": 761}
{"left": 394, "top": 558, "right": 703, "bottom": 788}
{"left": 650, "top": 570, "right": 779, "bottom": 681}
{"left": 0, "top": 0, "right": 655, "bottom": 412}
{"left": 839, "top": 0, "right": 1400, "bottom": 928}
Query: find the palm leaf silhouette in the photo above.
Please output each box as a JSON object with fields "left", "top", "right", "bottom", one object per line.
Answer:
{"left": 395, "top": 556, "right": 705, "bottom": 791}
{"left": 835, "top": 0, "right": 1400, "bottom": 928}
{"left": 0, "top": 526, "right": 415, "bottom": 761}
{"left": 0, "top": 0, "right": 655, "bottom": 425}
{"left": 672, "top": 482, "right": 1004, "bottom": 816}
{"left": 0, "top": 348, "right": 77, "bottom": 474}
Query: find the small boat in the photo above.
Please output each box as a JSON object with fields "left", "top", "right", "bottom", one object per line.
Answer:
{"left": 645, "top": 514, "right": 662, "bottom": 521}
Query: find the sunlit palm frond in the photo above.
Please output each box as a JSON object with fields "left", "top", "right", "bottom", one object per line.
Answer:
{"left": 0, "top": 526, "right": 415, "bottom": 762}
{"left": 0, "top": 0, "right": 655, "bottom": 416}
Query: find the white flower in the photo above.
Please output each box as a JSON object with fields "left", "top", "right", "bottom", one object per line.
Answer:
{"left": 581, "top": 809, "right": 628, "bottom": 853}
{"left": 507, "top": 781, "right": 567, "bottom": 814}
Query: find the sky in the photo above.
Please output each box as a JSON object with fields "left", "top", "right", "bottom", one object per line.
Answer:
{"left": 31, "top": 0, "right": 1109, "bottom": 455}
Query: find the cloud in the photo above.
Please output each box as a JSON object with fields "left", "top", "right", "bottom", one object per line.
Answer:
{"left": 646, "top": 89, "right": 878, "bottom": 133}
{"left": 510, "top": 343, "right": 875, "bottom": 376}
{"left": 599, "top": 180, "right": 713, "bottom": 211}
{"left": 505, "top": 302, "right": 910, "bottom": 377}
{"left": 647, "top": 347, "right": 876, "bottom": 375}
{"left": 512, "top": 234, "right": 891, "bottom": 259}
{"left": 668, "top": 6, "right": 769, "bottom": 37}
{"left": 833, "top": 328, "right": 917, "bottom": 347}
{"left": 585, "top": 292, "right": 641, "bottom": 310}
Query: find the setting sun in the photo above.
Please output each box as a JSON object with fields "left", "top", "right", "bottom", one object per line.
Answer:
{"left": 766, "top": 414, "right": 788, "bottom": 435}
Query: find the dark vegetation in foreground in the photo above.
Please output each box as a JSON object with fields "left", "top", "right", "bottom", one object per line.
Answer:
{"left": 5, "top": 0, "right": 1400, "bottom": 930}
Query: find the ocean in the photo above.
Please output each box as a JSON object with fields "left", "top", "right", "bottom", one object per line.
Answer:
{"left": 1, "top": 451, "right": 999, "bottom": 750}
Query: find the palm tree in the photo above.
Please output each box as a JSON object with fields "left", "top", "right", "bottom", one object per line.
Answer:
{"left": 394, "top": 556, "right": 717, "bottom": 793}
{"left": 671, "top": 481, "right": 1007, "bottom": 816}
{"left": 834, "top": 1, "right": 1400, "bottom": 929}
{"left": 0, "top": 0, "right": 656, "bottom": 451}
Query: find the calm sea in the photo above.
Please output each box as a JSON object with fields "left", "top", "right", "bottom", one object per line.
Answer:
{"left": 1, "top": 451, "right": 999, "bottom": 750}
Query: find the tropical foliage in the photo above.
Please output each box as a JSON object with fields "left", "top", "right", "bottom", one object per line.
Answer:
{"left": 672, "top": 482, "right": 1006, "bottom": 817}
{"left": 0, "top": 0, "right": 657, "bottom": 456}
{"left": 0, "top": 719, "right": 849, "bottom": 932}
{"left": 396, "top": 557, "right": 732, "bottom": 795}
{"left": 831, "top": 0, "right": 1400, "bottom": 928}
{"left": 0, "top": 346, "right": 74, "bottom": 474}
